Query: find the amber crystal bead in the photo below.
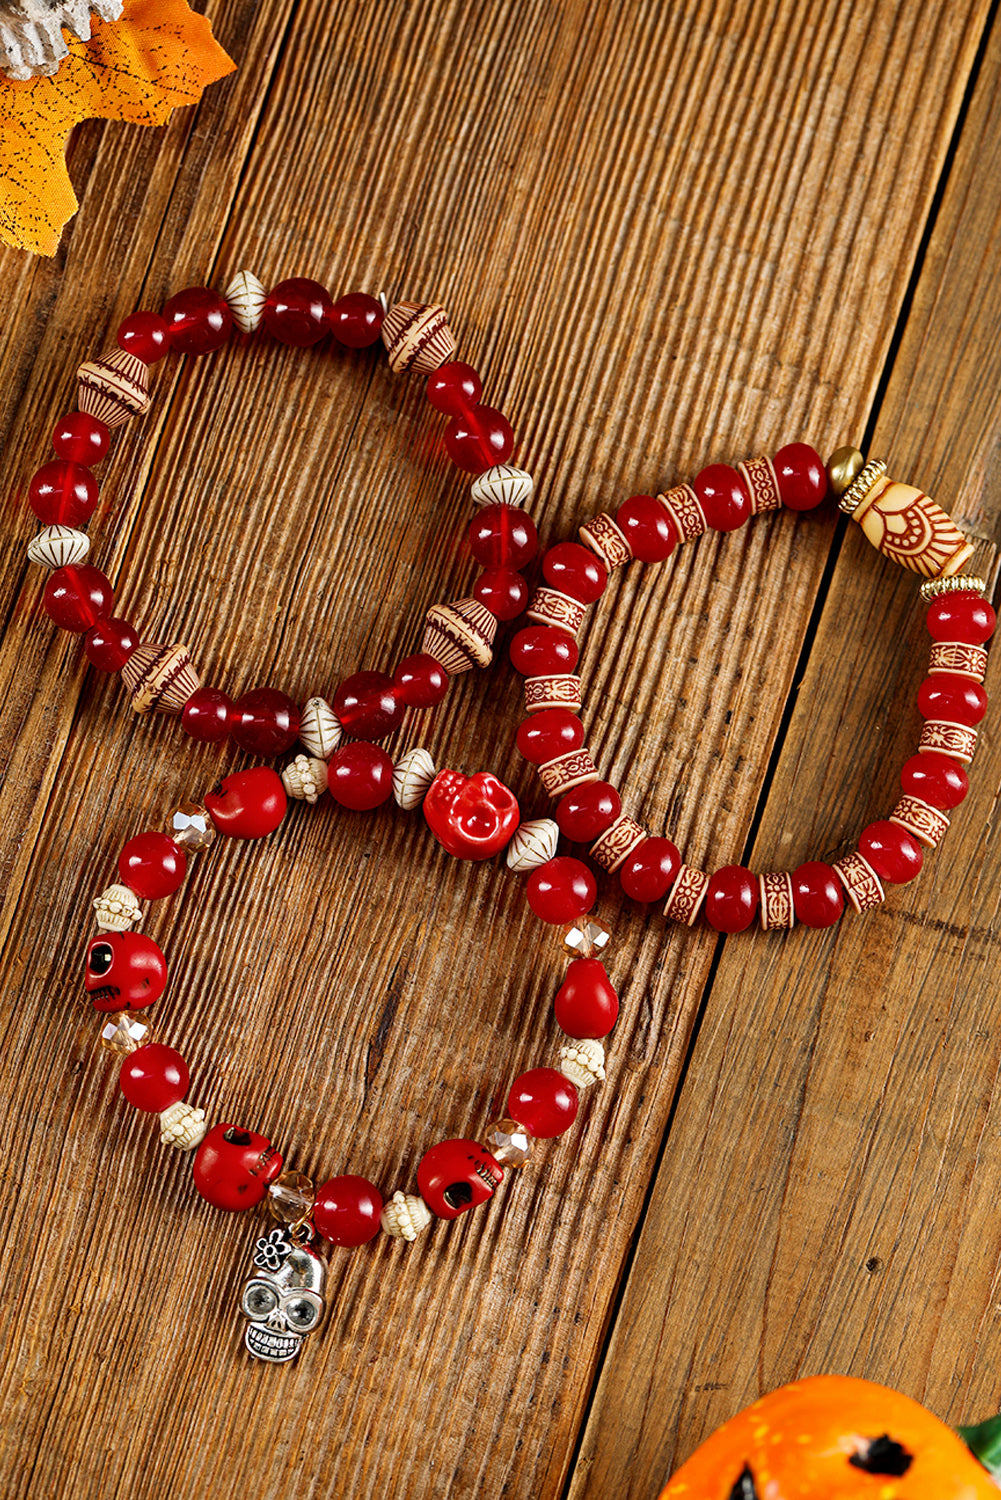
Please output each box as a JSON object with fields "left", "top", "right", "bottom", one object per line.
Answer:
{"left": 562, "top": 915, "right": 611, "bottom": 959}
{"left": 166, "top": 801, "right": 216, "bottom": 853}
{"left": 231, "top": 688, "right": 301, "bottom": 755}
{"left": 100, "top": 1012, "right": 152, "bottom": 1055}
{"left": 263, "top": 277, "right": 334, "bottom": 347}
{"left": 333, "top": 671, "right": 403, "bottom": 740}
{"left": 268, "top": 1171, "right": 315, "bottom": 1225}
{"left": 483, "top": 1119, "right": 533, "bottom": 1169}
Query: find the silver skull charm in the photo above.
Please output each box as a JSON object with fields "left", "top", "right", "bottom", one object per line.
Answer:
{"left": 240, "top": 1225, "right": 326, "bottom": 1364}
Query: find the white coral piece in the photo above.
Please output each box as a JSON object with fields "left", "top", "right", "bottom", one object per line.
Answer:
{"left": 380, "top": 1190, "right": 432, "bottom": 1241}
{"left": 558, "top": 1038, "right": 606, "bottom": 1089}
{"left": 506, "top": 818, "right": 559, "bottom": 872}
{"left": 299, "top": 696, "right": 342, "bottom": 760}
{"left": 0, "top": 0, "right": 121, "bottom": 81}
{"left": 470, "top": 464, "right": 534, "bottom": 508}
{"left": 392, "top": 748, "right": 436, "bottom": 811}
{"left": 93, "top": 883, "right": 142, "bottom": 932}
{"left": 282, "top": 753, "right": 328, "bottom": 804}
{"left": 159, "top": 1101, "right": 208, "bottom": 1151}
{"left": 224, "top": 269, "right": 267, "bottom": 334}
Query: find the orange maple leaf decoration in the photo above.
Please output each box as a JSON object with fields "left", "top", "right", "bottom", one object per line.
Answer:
{"left": 0, "top": 0, "right": 235, "bottom": 256}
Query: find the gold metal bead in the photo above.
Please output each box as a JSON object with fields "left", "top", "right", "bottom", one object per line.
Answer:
{"left": 920, "top": 574, "right": 988, "bottom": 601}
{"left": 837, "top": 457, "right": 887, "bottom": 516}
{"left": 826, "top": 446, "right": 865, "bottom": 498}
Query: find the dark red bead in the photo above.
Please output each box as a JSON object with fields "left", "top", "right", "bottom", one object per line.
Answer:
{"left": 162, "top": 286, "right": 232, "bottom": 355}
{"left": 119, "top": 1044, "right": 189, "bottom": 1112}
{"left": 119, "top": 830, "right": 186, "bottom": 899}
{"left": 553, "top": 958, "right": 619, "bottom": 1038}
{"left": 333, "top": 671, "right": 403, "bottom": 740}
{"left": 615, "top": 494, "right": 677, "bottom": 562}
{"left": 444, "top": 406, "right": 514, "bottom": 472}
{"left": 231, "top": 688, "right": 301, "bottom": 756}
{"left": 467, "top": 503, "right": 538, "bottom": 570}
{"left": 205, "top": 768, "right": 287, "bottom": 838}
{"left": 772, "top": 442, "right": 827, "bottom": 511}
{"left": 900, "top": 752, "right": 968, "bottom": 809}
{"left": 555, "top": 781, "right": 621, "bottom": 842}
{"left": 618, "top": 837, "right": 681, "bottom": 903}
{"left": 509, "top": 626, "right": 579, "bottom": 677}
{"left": 43, "top": 564, "right": 113, "bottom": 632}
{"left": 262, "top": 277, "right": 334, "bottom": 347}
{"left": 393, "top": 653, "right": 450, "bottom": 708}
{"left": 51, "top": 411, "right": 109, "bottom": 464}
{"left": 116, "top": 310, "right": 170, "bottom": 364}
{"left": 917, "top": 673, "right": 987, "bottom": 726}
{"left": 507, "top": 1068, "right": 579, "bottom": 1138}
{"left": 84, "top": 617, "right": 139, "bottom": 671}
{"left": 858, "top": 821, "right": 923, "bottom": 885}
{"left": 515, "top": 708, "right": 584, "bottom": 765}
{"left": 704, "top": 865, "right": 759, "bottom": 932}
{"left": 474, "top": 566, "right": 528, "bottom": 620}
{"left": 791, "top": 861, "right": 845, "bottom": 927}
{"left": 526, "top": 856, "right": 596, "bottom": 924}
{"left": 29, "top": 459, "right": 98, "bottom": 526}
{"left": 313, "top": 1175, "right": 383, "bottom": 1246}
{"left": 426, "top": 361, "right": 482, "bottom": 416}
{"left": 181, "top": 687, "right": 233, "bottom": 742}
{"left": 925, "top": 593, "right": 996, "bottom": 644}
{"left": 542, "top": 542, "right": 607, "bottom": 604}
{"left": 693, "top": 463, "right": 751, "bottom": 531}
{"left": 329, "top": 292, "right": 384, "bottom": 347}
{"left": 327, "top": 742, "right": 394, "bottom": 810}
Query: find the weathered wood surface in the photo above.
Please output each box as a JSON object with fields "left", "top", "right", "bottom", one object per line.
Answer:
{"left": 1, "top": 2, "right": 999, "bottom": 1497}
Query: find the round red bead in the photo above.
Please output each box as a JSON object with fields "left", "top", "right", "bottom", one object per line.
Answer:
{"left": 858, "top": 821, "right": 923, "bottom": 885}
{"left": 467, "top": 504, "right": 538, "bottom": 570}
{"left": 925, "top": 593, "right": 996, "bottom": 644}
{"left": 43, "top": 564, "right": 113, "bottom": 632}
{"left": 84, "top": 617, "right": 139, "bottom": 671}
{"left": 119, "top": 831, "right": 186, "bottom": 899}
{"left": 526, "top": 857, "right": 596, "bottom": 924}
{"left": 333, "top": 671, "right": 403, "bottom": 740}
{"left": 555, "top": 781, "right": 621, "bottom": 842}
{"left": 507, "top": 1068, "right": 579, "bottom": 1138}
{"left": 205, "top": 768, "right": 287, "bottom": 838}
{"left": 327, "top": 742, "right": 394, "bottom": 810}
{"left": 510, "top": 626, "right": 579, "bottom": 677}
{"left": 181, "top": 687, "right": 233, "bottom": 742}
{"left": 615, "top": 494, "right": 677, "bottom": 562}
{"left": 900, "top": 752, "right": 968, "bottom": 809}
{"left": 542, "top": 542, "right": 607, "bottom": 604}
{"left": 162, "top": 287, "right": 232, "bottom": 355}
{"left": 772, "top": 443, "right": 827, "bottom": 511}
{"left": 51, "top": 411, "right": 109, "bottom": 465}
{"left": 791, "top": 861, "right": 845, "bottom": 927}
{"left": 393, "top": 653, "right": 450, "bottom": 708}
{"left": 704, "top": 865, "right": 759, "bottom": 932}
{"left": 119, "top": 1044, "right": 189, "bottom": 1112}
{"left": 516, "top": 709, "right": 584, "bottom": 765}
{"left": 262, "top": 278, "right": 334, "bottom": 347}
{"left": 426, "top": 361, "right": 482, "bottom": 416}
{"left": 329, "top": 293, "right": 384, "bottom": 347}
{"left": 553, "top": 958, "right": 619, "bottom": 1038}
{"left": 29, "top": 459, "right": 98, "bottom": 526}
{"left": 917, "top": 673, "right": 987, "bottom": 726}
{"left": 116, "top": 310, "right": 170, "bottom": 364}
{"left": 444, "top": 407, "right": 514, "bottom": 473}
{"left": 313, "top": 1175, "right": 384, "bottom": 1246}
{"left": 619, "top": 837, "right": 681, "bottom": 903}
{"left": 474, "top": 566, "right": 529, "bottom": 620}
{"left": 694, "top": 463, "right": 751, "bottom": 531}
{"left": 231, "top": 688, "right": 301, "bottom": 755}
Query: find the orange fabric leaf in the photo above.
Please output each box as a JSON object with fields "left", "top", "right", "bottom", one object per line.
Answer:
{"left": 0, "top": 0, "right": 235, "bottom": 256}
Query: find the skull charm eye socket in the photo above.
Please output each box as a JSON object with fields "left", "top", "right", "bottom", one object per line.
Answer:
{"left": 240, "top": 1229, "right": 326, "bottom": 1364}
{"left": 89, "top": 943, "right": 114, "bottom": 976}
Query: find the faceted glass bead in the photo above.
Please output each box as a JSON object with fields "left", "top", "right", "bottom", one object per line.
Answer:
{"left": 99, "top": 1011, "right": 152, "bottom": 1055}
{"left": 773, "top": 443, "right": 827, "bottom": 510}
{"left": 84, "top": 617, "right": 139, "bottom": 672}
{"left": 562, "top": 915, "right": 611, "bottom": 959}
{"left": 555, "top": 781, "right": 621, "bottom": 842}
{"left": 263, "top": 278, "right": 334, "bottom": 347}
{"left": 162, "top": 286, "right": 232, "bottom": 355}
{"left": 516, "top": 709, "right": 585, "bottom": 765}
{"left": 119, "top": 1044, "right": 189, "bottom": 1112}
{"left": 527, "top": 857, "right": 597, "bottom": 924}
{"left": 467, "top": 503, "right": 538, "bottom": 569}
{"left": 231, "top": 688, "right": 301, "bottom": 755}
{"left": 900, "top": 752, "right": 968, "bottom": 809}
{"left": 858, "top": 821, "right": 923, "bottom": 885}
{"left": 426, "top": 361, "right": 482, "bottom": 416}
{"left": 791, "top": 861, "right": 845, "bottom": 927}
{"left": 917, "top": 673, "right": 987, "bottom": 726}
{"left": 474, "top": 566, "right": 529, "bottom": 620}
{"left": 167, "top": 800, "right": 217, "bottom": 853}
{"left": 507, "top": 1068, "right": 579, "bottom": 1138}
{"left": 694, "top": 463, "right": 751, "bottom": 531}
{"left": 615, "top": 494, "right": 677, "bottom": 562}
{"left": 483, "top": 1118, "right": 533, "bottom": 1169}
{"left": 509, "top": 625, "right": 579, "bottom": 677}
{"left": 704, "top": 865, "right": 759, "bottom": 933}
{"left": 181, "top": 687, "right": 233, "bottom": 742}
{"left": 329, "top": 292, "right": 384, "bottom": 347}
{"left": 116, "top": 310, "right": 170, "bottom": 364}
{"left": 925, "top": 594, "right": 996, "bottom": 644}
{"left": 327, "top": 742, "right": 395, "bottom": 810}
{"left": 333, "top": 671, "right": 403, "bottom": 740}
{"left": 542, "top": 541, "right": 607, "bottom": 604}
{"left": 619, "top": 837, "right": 681, "bottom": 903}
{"left": 444, "top": 406, "right": 515, "bottom": 473}
{"left": 29, "top": 459, "right": 99, "bottom": 526}
{"left": 393, "top": 653, "right": 449, "bottom": 707}
{"left": 43, "top": 564, "right": 113, "bottom": 632}
{"left": 52, "top": 411, "right": 110, "bottom": 464}
{"left": 268, "top": 1170, "right": 316, "bottom": 1224}
{"left": 118, "top": 831, "right": 186, "bottom": 899}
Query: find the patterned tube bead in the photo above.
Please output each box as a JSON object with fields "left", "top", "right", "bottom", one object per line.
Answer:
{"left": 737, "top": 457, "right": 782, "bottom": 515}
{"left": 524, "top": 674, "right": 583, "bottom": 714}
{"left": 589, "top": 814, "right": 646, "bottom": 873}
{"left": 664, "top": 865, "right": 709, "bottom": 925}
{"left": 832, "top": 851, "right": 884, "bottom": 913}
{"left": 889, "top": 795, "right": 950, "bottom": 849}
{"left": 849, "top": 473, "right": 976, "bottom": 578}
{"left": 525, "top": 588, "right": 586, "bottom": 637}
{"left": 579, "top": 514, "right": 632, "bottom": 570}
{"left": 537, "top": 749, "right": 600, "bottom": 797}
{"left": 927, "top": 642, "right": 988, "bottom": 681}
{"left": 759, "top": 871, "right": 795, "bottom": 930}
{"left": 918, "top": 719, "right": 978, "bottom": 765}
{"left": 656, "top": 484, "right": 708, "bottom": 542}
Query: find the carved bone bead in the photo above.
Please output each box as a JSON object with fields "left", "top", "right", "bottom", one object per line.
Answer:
{"left": 0, "top": 0, "right": 121, "bottom": 81}
{"left": 918, "top": 719, "right": 978, "bottom": 765}
{"left": 832, "top": 851, "right": 884, "bottom": 913}
{"left": 889, "top": 795, "right": 950, "bottom": 849}
{"left": 850, "top": 475, "right": 976, "bottom": 577}
{"left": 380, "top": 1190, "right": 433, "bottom": 1241}
{"left": 589, "top": 815, "right": 646, "bottom": 873}
{"left": 537, "top": 749, "right": 600, "bottom": 797}
{"left": 656, "top": 484, "right": 708, "bottom": 541}
{"left": 27, "top": 525, "right": 90, "bottom": 569}
{"left": 736, "top": 457, "right": 782, "bottom": 515}
{"left": 506, "top": 818, "right": 559, "bottom": 872}
{"left": 558, "top": 1038, "right": 606, "bottom": 1090}
{"left": 77, "top": 347, "right": 151, "bottom": 428}
{"left": 579, "top": 513, "right": 632, "bottom": 570}
{"left": 664, "top": 865, "right": 709, "bottom": 925}
{"left": 381, "top": 302, "right": 456, "bottom": 375}
{"left": 121, "top": 643, "right": 200, "bottom": 715}
{"left": 281, "top": 754, "right": 328, "bottom": 804}
{"left": 159, "top": 1100, "right": 208, "bottom": 1151}
{"left": 927, "top": 642, "right": 988, "bottom": 681}
{"left": 422, "top": 598, "right": 496, "bottom": 673}
{"left": 393, "top": 748, "right": 436, "bottom": 811}
{"left": 93, "top": 883, "right": 142, "bottom": 932}
{"left": 224, "top": 270, "right": 267, "bottom": 333}
{"left": 524, "top": 674, "right": 583, "bottom": 715}
{"left": 526, "top": 588, "right": 585, "bottom": 637}
{"left": 759, "top": 871, "right": 795, "bottom": 930}
{"left": 470, "top": 465, "right": 534, "bottom": 508}
{"left": 298, "top": 696, "right": 342, "bottom": 759}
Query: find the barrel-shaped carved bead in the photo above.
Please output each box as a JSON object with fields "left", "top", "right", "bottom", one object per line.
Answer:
{"left": 737, "top": 457, "right": 782, "bottom": 515}
{"left": 525, "top": 588, "right": 585, "bottom": 637}
{"left": 27, "top": 525, "right": 90, "bottom": 569}
{"left": 422, "top": 598, "right": 496, "bottom": 673}
{"left": 558, "top": 1038, "right": 606, "bottom": 1089}
{"left": 524, "top": 675, "right": 583, "bottom": 715}
{"left": 224, "top": 270, "right": 267, "bottom": 333}
{"left": 589, "top": 814, "right": 646, "bottom": 873}
{"left": 281, "top": 754, "right": 328, "bottom": 804}
{"left": 851, "top": 475, "right": 976, "bottom": 578}
{"left": 918, "top": 719, "right": 978, "bottom": 764}
{"left": 470, "top": 465, "right": 534, "bottom": 508}
{"left": 77, "top": 347, "right": 151, "bottom": 428}
{"left": 381, "top": 302, "right": 456, "bottom": 374}
{"left": 889, "top": 795, "right": 950, "bottom": 849}
{"left": 759, "top": 871, "right": 795, "bottom": 930}
{"left": 121, "top": 643, "right": 200, "bottom": 715}
{"left": 927, "top": 641, "right": 988, "bottom": 681}
{"left": 832, "top": 851, "right": 884, "bottom": 912}
{"left": 579, "top": 514, "right": 632, "bottom": 570}
{"left": 664, "top": 865, "right": 709, "bottom": 925}
{"left": 93, "top": 883, "right": 143, "bottom": 932}
{"left": 537, "top": 749, "right": 600, "bottom": 797}
{"left": 656, "top": 484, "right": 708, "bottom": 541}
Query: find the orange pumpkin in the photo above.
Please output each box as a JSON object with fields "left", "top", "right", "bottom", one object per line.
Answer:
{"left": 659, "top": 1376, "right": 1001, "bottom": 1499}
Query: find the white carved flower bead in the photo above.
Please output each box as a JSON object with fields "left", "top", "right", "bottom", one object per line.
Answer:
{"left": 470, "top": 464, "right": 534, "bottom": 508}
{"left": 159, "top": 1101, "right": 208, "bottom": 1151}
{"left": 558, "top": 1038, "right": 606, "bottom": 1089}
{"left": 506, "top": 818, "right": 559, "bottom": 872}
{"left": 393, "top": 748, "right": 436, "bottom": 811}
{"left": 282, "top": 754, "right": 328, "bottom": 804}
{"left": 93, "top": 883, "right": 142, "bottom": 932}
{"left": 224, "top": 269, "right": 267, "bottom": 333}
{"left": 380, "top": 1190, "right": 432, "bottom": 1241}
{"left": 299, "top": 696, "right": 343, "bottom": 760}
{"left": 27, "top": 525, "right": 90, "bottom": 569}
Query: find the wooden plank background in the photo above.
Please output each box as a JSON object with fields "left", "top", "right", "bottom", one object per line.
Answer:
{"left": 2, "top": 1, "right": 1001, "bottom": 1496}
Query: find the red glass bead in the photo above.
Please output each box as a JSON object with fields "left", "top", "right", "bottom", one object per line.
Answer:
{"left": 313, "top": 1175, "right": 384, "bottom": 1246}
{"left": 772, "top": 442, "right": 827, "bottom": 511}
{"left": 333, "top": 671, "right": 403, "bottom": 740}
{"left": 555, "top": 780, "right": 621, "bottom": 842}
{"left": 542, "top": 542, "right": 607, "bottom": 604}
{"left": 925, "top": 593, "right": 996, "bottom": 644}
{"left": 119, "top": 1044, "right": 189, "bottom": 1112}
{"left": 84, "top": 617, "right": 139, "bottom": 672}
{"left": 327, "top": 742, "right": 394, "bottom": 810}
{"left": 119, "top": 830, "right": 186, "bottom": 899}
{"left": 858, "top": 821, "right": 923, "bottom": 885}
{"left": 29, "top": 459, "right": 98, "bottom": 526}
{"left": 618, "top": 837, "right": 681, "bottom": 903}
{"left": 162, "top": 286, "right": 232, "bottom": 355}
{"left": 426, "top": 361, "right": 482, "bottom": 416}
{"left": 900, "top": 752, "right": 968, "bottom": 809}
{"left": 43, "top": 564, "right": 113, "bottom": 632}
{"left": 444, "top": 406, "right": 514, "bottom": 473}
{"left": 231, "top": 688, "right": 301, "bottom": 755}
{"left": 393, "top": 653, "right": 450, "bottom": 708}
{"left": 51, "top": 411, "right": 109, "bottom": 464}
{"left": 329, "top": 292, "right": 384, "bottom": 348}
{"left": 507, "top": 1068, "right": 579, "bottom": 1138}
{"left": 704, "top": 865, "right": 759, "bottom": 932}
{"left": 526, "top": 856, "right": 597, "bottom": 924}
{"left": 553, "top": 958, "right": 619, "bottom": 1038}
{"left": 474, "top": 566, "right": 528, "bottom": 620}
{"left": 262, "top": 277, "right": 334, "bottom": 347}
{"left": 193, "top": 1124, "right": 283, "bottom": 1212}
{"left": 509, "top": 625, "right": 579, "bottom": 677}
{"left": 615, "top": 494, "right": 677, "bottom": 562}
{"left": 181, "top": 687, "right": 233, "bottom": 742}
{"left": 791, "top": 861, "right": 845, "bottom": 927}
{"left": 205, "top": 768, "right": 287, "bottom": 838}
{"left": 515, "top": 708, "right": 585, "bottom": 764}
{"left": 467, "top": 503, "right": 538, "bottom": 570}
{"left": 693, "top": 463, "right": 751, "bottom": 531}
{"left": 116, "top": 310, "right": 170, "bottom": 364}
{"left": 917, "top": 673, "right": 987, "bottom": 726}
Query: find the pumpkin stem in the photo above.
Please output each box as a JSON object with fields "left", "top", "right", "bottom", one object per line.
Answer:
{"left": 958, "top": 1415, "right": 1001, "bottom": 1480}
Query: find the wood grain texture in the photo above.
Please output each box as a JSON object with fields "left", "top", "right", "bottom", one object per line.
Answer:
{"left": 0, "top": 1, "right": 997, "bottom": 1497}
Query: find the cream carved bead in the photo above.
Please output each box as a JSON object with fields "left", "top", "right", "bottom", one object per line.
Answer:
{"left": 470, "top": 465, "right": 533, "bottom": 508}
{"left": 664, "top": 865, "right": 709, "bottom": 925}
{"left": 121, "top": 643, "right": 200, "bottom": 715}
{"left": 579, "top": 513, "right": 632, "bottom": 569}
{"left": 159, "top": 1101, "right": 208, "bottom": 1151}
{"left": 77, "top": 347, "right": 151, "bottom": 428}
{"left": 27, "top": 525, "right": 90, "bottom": 569}
{"left": 381, "top": 302, "right": 456, "bottom": 374}
{"left": 380, "top": 1190, "right": 433, "bottom": 1241}
{"left": 656, "top": 484, "right": 708, "bottom": 541}
{"left": 537, "top": 749, "right": 599, "bottom": 797}
{"left": 589, "top": 815, "right": 646, "bottom": 873}
{"left": 282, "top": 754, "right": 328, "bottom": 804}
{"left": 918, "top": 720, "right": 978, "bottom": 764}
{"left": 832, "top": 852, "right": 884, "bottom": 913}
{"left": 393, "top": 748, "right": 436, "bottom": 811}
{"left": 759, "top": 871, "right": 795, "bottom": 930}
{"left": 299, "top": 696, "right": 342, "bottom": 760}
{"left": 93, "top": 883, "right": 142, "bottom": 932}
{"left": 506, "top": 818, "right": 559, "bottom": 872}
{"left": 927, "top": 642, "right": 988, "bottom": 681}
{"left": 889, "top": 796, "right": 950, "bottom": 849}
{"left": 558, "top": 1038, "right": 606, "bottom": 1090}
{"left": 736, "top": 457, "right": 782, "bottom": 515}
{"left": 422, "top": 598, "right": 496, "bottom": 673}
{"left": 843, "top": 468, "right": 976, "bottom": 577}
{"left": 524, "top": 674, "right": 583, "bottom": 715}
{"left": 224, "top": 269, "right": 267, "bottom": 333}
{"left": 0, "top": 0, "right": 122, "bottom": 82}
{"left": 526, "top": 588, "right": 585, "bottom": 637}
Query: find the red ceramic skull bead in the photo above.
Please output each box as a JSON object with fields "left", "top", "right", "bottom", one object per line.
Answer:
{"left": 422, "top": 770, "right": 520, "bottom": 860}
{"left": 417, "top": 1138, "right": 504, "bottom": 1220}
{"left": 85, "top": 932, "right": 168, "bottom": 1011}
{"left": 192, "top": 1123, "right": 284, "bottom": 1212}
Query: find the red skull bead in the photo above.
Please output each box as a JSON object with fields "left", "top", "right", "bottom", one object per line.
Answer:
{"left": 85, "top": 932, "right": 168, "bottom": 1011}
{"left": 422, "top": 770, "right": 520, "bottom": 860}
{"left": 417, "top": 1138, "right": 504, "bottom": 1220}
{"left": 192, "top": 1123, "right": 284, "bottom": 1212}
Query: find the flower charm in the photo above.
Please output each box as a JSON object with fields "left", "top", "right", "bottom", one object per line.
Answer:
{"left": 252, "top": 1226, "right": 294, "bottom": 1273}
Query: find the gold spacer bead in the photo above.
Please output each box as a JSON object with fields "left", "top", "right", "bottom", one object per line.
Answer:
{"left": 920, "top": 574, "right": 989, "bottom": 602}
{"left": 826, "top": 446, "right": 865, "bottom": 498}
{"left": 837, "top": 457, "right": 887, "bottom": 516}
